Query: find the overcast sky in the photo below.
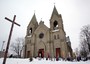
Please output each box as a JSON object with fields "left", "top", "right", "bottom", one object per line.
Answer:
{"left": 0, "top": 0, "right": 90, "bottom": 52}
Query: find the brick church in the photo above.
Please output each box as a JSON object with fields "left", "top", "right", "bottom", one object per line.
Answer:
{"left": 24, "top": 6, "right": 73, "bottom": 59}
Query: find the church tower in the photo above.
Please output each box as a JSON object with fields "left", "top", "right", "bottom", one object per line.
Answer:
{"left": 50, "top": 5, "right": 67, "bottom": 58}
{"left": 50, "top": 5, "right": 65, "bottom": 32}
{"left": 27, "top": 13, "right": 38, "bottom": 36}
{"left": 24, "top": 13, "right": 38, "bottom": 58}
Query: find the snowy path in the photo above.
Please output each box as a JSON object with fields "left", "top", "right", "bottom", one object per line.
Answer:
{"left": 0, "top": 58, "right": 90, "bottom": 64}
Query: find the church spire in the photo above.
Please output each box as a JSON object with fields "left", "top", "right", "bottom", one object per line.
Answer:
{"left": 31, "top": 13, "right": 37, "bottom": 23}
{"left": 52, "top": 5, "right": 58, "bottom": 16}
{"left": 50, "top": 5, "right": 59, "bottom": 20}
{"left": 28, "top": 13, "right": 38, "bottom": 28}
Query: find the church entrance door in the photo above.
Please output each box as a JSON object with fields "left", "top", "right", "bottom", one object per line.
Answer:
{"left": 38, "top": 49, "right": 44, "bottom": 58}
{"left": 56, "top": 48, "right": 61, "bottom": 58}
{"left": 27, "top": 51, "right": 30, "bottom": 58}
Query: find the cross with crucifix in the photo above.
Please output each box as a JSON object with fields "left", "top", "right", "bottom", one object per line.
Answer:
{"left": 2, "top": 15, "right": 20, "bottom": 64}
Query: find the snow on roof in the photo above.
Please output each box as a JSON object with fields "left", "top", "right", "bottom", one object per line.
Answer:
{"left": 27, "top": 35, "right": 32, "bottom": 38}
{"left": 52, "top": 29, "right": 59, "bottom": 32}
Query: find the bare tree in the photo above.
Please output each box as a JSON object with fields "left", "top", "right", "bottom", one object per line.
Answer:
{"left": 10, "top": 37, "right": 25, "bottom": 58}
{"left": 75, "top": 48, "right": 79, "bottom": 57}
{"left": 79, "top": 41, "right": 88, "bottom": 57}
{"left": 79, "top": 25, "right": 90, "bottom": 57}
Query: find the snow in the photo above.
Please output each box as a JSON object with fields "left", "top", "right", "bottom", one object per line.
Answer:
{"left": 52, "top": 29, "right": 59, "bottom": 32}
{"left": 0, "top": 58, "right": 90, "bottom": 64}
{"left": 27, "top": 35, "right": 32, "bottom": 37}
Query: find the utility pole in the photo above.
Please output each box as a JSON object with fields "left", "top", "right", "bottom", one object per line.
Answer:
{"left": 2, "top": 15, "right": 20, "bottom": 64}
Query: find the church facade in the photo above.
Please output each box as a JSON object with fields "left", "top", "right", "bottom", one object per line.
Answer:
{"left": 24, "top": 6, "right": 73, "bottom": 59}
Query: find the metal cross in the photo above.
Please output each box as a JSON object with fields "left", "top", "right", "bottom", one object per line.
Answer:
{"left": 2, "top": 15, "right": 20, "bottom": 64}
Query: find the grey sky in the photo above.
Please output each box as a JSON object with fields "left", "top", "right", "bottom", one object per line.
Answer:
{"left": 0, "top": 0, "right": 90, "bottom": 52}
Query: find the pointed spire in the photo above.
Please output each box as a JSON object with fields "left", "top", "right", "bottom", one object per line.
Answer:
{"left": 28, "top": 12, "right": 38, "bottom": 28}
{"left": 31, "top": 13, "right": 37, "bottom": 22}
{"left": 52, "top": 5, "right": 58, "bottom": 15}
{"left": 30, "top": 13, "right": 38, "bottom": 25}
{"left": 50, "top": 5, "right": 59, "bottom": 20}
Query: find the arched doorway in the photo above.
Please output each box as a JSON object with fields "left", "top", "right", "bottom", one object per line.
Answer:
{"left": 56, "top": 48, "right": 61, "bottom": 58}
{"left": 38, "top": 49, "right": 44, "bottom": 58}
{"left": 37, "top": 40, "right": 46, "bottom": 58}
{"left": 27, "top": 51, "right": 30, "bottom": 58}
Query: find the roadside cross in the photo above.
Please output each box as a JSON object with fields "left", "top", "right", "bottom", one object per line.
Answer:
{"left": 3, "top": 15, "right": 20, "bottom": 64}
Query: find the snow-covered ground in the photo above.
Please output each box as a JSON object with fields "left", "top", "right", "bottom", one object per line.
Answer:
{"left": 0, "top": 58, "right": 90, "bottom": 64}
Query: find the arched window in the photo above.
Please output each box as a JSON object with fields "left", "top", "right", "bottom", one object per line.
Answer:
{"left": 29, "top": 28, "right": 32, "bottom": 34}
{"left": 53, "top": 20, "right": 58, "bottom": 30}
{"left": 57, "top": 34, "right": 59, "bottom": 39}
{"left": 30, "top": 40, "right": 31, "bottom": 43}
{"left": 54, "top": 35, "right": 56, "bottom": 39}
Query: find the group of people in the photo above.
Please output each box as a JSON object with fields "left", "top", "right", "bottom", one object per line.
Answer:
{"left": 29, "top": 53, "right": 89, "bottom": 62}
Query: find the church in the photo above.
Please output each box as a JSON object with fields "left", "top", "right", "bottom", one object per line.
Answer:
{"left": 24, "top": 6, "right": 73, "bottom": 59}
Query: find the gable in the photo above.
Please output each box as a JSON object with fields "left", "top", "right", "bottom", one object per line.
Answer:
{"left": 34, "top": 21, "right": 49, "bottom": 34}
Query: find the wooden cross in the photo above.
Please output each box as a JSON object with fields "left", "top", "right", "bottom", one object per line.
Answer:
{"left": 3, "top": 15, "right": 20, "bottom": 64}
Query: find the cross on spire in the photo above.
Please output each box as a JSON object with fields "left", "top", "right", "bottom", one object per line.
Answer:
{"left": 2, "top": 15, "right": 20, "bottom": 64}
{"left": 34, "top": 10, "right": 35, "bottom": 14}
{"left": 54, "top": 2, "right": 55, "bottom": 5}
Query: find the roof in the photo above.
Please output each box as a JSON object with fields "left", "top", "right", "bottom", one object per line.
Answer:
{"left": 28, "top": 13, "right": 38, "bottom": 27}
{"left": 34, "top": 20, "right": 49, "bottom": 34}
{"left": 50, "top": 5, "right": 59, "bottom": 19}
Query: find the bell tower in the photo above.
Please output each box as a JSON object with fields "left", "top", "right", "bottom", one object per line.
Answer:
{"left": 50, "top": 5, "right": 64, "bottom": 31}
{"left": 27, "top": 13, "right": 38, "bottom": 36}
{"left": 50, "top": 5, "right": 67, "bottom": 58}
{"left": 50, "top": 5, "right": 66, "bottom": 37}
